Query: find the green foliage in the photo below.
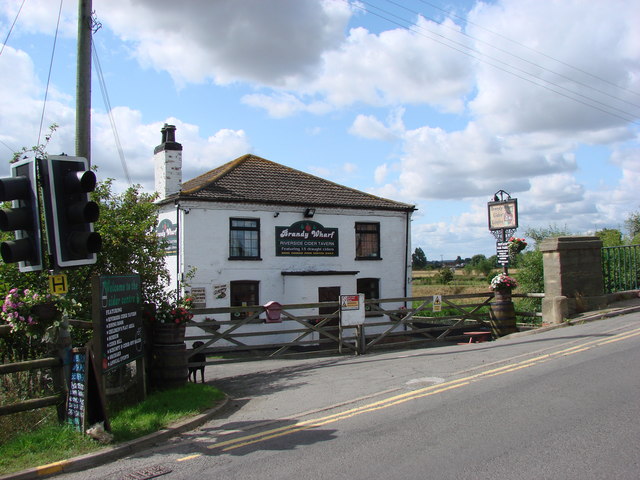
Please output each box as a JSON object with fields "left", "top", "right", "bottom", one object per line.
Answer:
{"left": 595, "top": 228, "right": 623, "bottom": 247}
{"left": 625, "top": 210, "right": 640, "bottom": 243}
{"left": 110, "top": 383, "right": 224, "bottom": 442}
{"left": 464, "top": 254, "right": 495, "bottom": 276}
{"left": 0, "top": 383, "right": 224, "bottom": 475}
{"left": 411, "top": 247, "right": 427, "bottom": 269}
{"left": 0, "top": 423, "right": 97, "bottom": 475}
{"left": 435, "top": 267, "right": 454, "bottom": 284}
{"left": 524, "top": 225, "right": 572, "bottom": 248}
{"left": 516, "top": 250, "right": 544, "bottom": 293}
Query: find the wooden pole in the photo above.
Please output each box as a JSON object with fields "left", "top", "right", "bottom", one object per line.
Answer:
{"left": 76, "top": 0, "right": 92, "bottom": 164}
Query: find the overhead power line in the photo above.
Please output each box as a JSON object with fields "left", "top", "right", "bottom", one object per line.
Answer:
{"left": 37, "top": 0, "right": 64, "bottom": 149}
{"left": 92, "top": 38, "right": 132, "bottom": 186}
{"left": 350, "top": 0, "right": 640, "bottom": 126}
{"left": 0, "top": 0, "right": 26, "bottom": 57}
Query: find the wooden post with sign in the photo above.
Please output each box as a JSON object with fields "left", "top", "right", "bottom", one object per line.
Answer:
{"left": 340, "top": 294, "right": 366, "bottom": 354}
{"left": 91, "top": 275, "right": 145, "bottom": 422}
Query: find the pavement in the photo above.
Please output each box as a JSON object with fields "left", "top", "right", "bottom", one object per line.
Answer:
{"left": 3, "top": 291, "right": 640, "bottom": 480}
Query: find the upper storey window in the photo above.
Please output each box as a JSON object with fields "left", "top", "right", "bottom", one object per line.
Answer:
{"left": 229, "top": 218, "right": 260, "bottom": 259}
{"left": 355, "top": 222, "right": 380, "bottom": 259}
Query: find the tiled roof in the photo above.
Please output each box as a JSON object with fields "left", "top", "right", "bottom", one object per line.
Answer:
{"left": 177, "top": 154, "right": 415, "bottom": 211}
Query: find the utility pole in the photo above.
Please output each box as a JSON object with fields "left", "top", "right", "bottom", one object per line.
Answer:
{"left": 76, "top": 0, "right": 92, "bottom": 165}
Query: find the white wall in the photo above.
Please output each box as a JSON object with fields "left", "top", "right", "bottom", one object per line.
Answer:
{"left": 158, "top": 201, "right": 412, "bottom": 339}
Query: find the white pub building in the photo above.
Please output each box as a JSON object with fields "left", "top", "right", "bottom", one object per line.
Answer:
{"left": 154, "top": 125, "right": 415, "bottom": 345}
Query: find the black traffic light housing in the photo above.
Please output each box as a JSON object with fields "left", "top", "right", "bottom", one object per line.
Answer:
{"left": 39, "top": 155, "right": 101, "bottom": 268}
{"left": 0, "top": 159, "right": 43, "bottom": 272}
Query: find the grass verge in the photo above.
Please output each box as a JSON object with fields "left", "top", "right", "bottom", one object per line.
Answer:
{"left": 0, "top": 382, "right": 224, "bottom": 476}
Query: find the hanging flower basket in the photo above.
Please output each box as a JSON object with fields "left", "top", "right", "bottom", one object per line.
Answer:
{"left": 508, "top": 237, "right": 527, "bottom": 256}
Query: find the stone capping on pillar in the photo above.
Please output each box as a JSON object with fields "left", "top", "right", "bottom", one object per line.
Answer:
{"left": 539, "top": 236, "right": 603, "bottom": 252}
{"left": 541, "top": 235, "right": 607, "bottom": 324}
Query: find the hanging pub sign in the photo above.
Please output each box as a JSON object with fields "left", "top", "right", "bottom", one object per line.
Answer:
{"left": 276, "top": 221, "right": 339, "bottom": 256}
{"left": 487, "top": 198, "right": 518, "bottom": 231}
{"left": 156, "top": 218, "right": 177, "bottom": 256}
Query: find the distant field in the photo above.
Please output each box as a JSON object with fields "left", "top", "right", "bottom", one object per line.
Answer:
{"left": 410, "top": 268, "right": 519, "bottom": 297}
{"left": 411, "top": 284, "right": 489, "bottom": 297}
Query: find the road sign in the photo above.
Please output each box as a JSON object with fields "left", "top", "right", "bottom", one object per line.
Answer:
{"left": 49, "top": 274, "right": 68, "bottom": 294}
{"left": 433, "top": 295, "right": 442, "bottom": 312}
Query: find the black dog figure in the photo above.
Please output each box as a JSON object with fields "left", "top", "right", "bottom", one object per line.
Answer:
{"left": 188, "top": 341, "right": 206, "bottom": 383}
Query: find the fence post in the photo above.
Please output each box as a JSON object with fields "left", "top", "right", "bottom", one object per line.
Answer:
{"left": 540, "top": 236, "right": 607, "bottom": 323}
{"left": 50, "top": 316, "right": 72, "bottom": 422}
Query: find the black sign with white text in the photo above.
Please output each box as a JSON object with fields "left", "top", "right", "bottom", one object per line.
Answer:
{"left": 98, "top": 275, "right": 143, "bottom": 372}
{"left": 276, "top": 221, "right": 339, "bottom": 256}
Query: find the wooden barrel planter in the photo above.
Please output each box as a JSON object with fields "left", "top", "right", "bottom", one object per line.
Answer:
{"left": 152, "top": 323, "right": 186, "bottom": 345}
{"left": 150, "top": 323, "right": 187, "bottom": 390}
{"left": 490, "top": 289, "right": 518, "bottom": 337}
{"left": 150, "top": 343, "right": 188, "bottom": 390}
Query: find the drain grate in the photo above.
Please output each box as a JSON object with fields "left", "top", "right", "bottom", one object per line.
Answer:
{"left": 120, "top": 465, "right": 173, "bottom": 480}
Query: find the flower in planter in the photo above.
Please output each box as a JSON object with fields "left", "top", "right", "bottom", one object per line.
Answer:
{"left": 490, "top": 273, "right": 518, "bottom": 290}
{"left": 1, "top": 288, "right": 53, "bottom": 334}
{"left": 143, "top": 296, "right": 194, "bottom": 325}
{"left": 508, "top": 236, "right": 527, "bottom": 255}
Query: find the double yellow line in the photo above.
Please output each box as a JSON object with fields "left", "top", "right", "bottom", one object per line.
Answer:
{"left": 177, "top": 325, "right": 640, "bottom": 458}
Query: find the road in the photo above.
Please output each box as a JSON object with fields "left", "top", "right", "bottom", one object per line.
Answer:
{"left": 58, "top": 313, "right": 640, "bottom": 479}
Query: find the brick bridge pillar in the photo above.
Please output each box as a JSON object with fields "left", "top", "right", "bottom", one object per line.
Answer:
{"left": 540, "top": 236, "right": 607, "bottom": 324}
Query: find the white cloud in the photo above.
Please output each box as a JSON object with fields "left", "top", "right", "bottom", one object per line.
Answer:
{"left": 374, "top": 163, "right": 389, "bottom": 184}
{"left": 468, "top": 0, "right": 640, "bottom": 135}
{"left": 96, "top": 0, "right": 353, "bottom": 87}
{"left": 349, "top": 114, "right": 395, "bottom": 141}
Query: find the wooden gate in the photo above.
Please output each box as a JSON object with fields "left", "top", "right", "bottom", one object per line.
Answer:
{"left": 185, "top": 293, "right": 543, "bottom": 362}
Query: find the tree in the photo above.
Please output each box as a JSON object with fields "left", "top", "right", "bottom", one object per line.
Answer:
{"left": 412, "top": 247, "right": 427, "bottom": 269}
{"left": 595, "top": 228, "right": 623, "bottom": 247}
{"left": 0, "top": 176, "right": 171, "bottom": 352}
{"left": 624, "top": 210, "right": 640, "bottom": 244}
{"left": 57, "top": 178, "right": 171, "bottom": 324}
{"left": 524, "top": 225, "right": 572, "bottom": 248}
{"left": 464, "top": 254, "right": 496, "bottom": 276}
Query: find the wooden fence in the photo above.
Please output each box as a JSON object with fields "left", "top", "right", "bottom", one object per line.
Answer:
{"left": 0, "top": 325, "right": 67, "bottom": 419}
{"left": 185, "top": 292, "right": 543, "bottom": 362}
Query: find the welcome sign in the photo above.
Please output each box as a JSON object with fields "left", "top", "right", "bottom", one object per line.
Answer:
{"left": 276, "top": 221, "right": 339, "bottom": 256}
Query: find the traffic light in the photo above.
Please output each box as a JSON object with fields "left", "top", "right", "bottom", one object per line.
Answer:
{"left": 0, "top": 159, "right": 43, "bottom": 272}
{"left": 39, "top": 155, "right": 101, "bottom": 268}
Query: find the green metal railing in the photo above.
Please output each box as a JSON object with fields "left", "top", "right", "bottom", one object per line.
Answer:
{"left": 602, "top": 245, "right": 640, "bottom": 293}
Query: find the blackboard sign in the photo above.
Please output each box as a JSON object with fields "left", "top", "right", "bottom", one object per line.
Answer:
{"left": 67, "top": 348, "right": 87, "bottom": 431}
{"left": 98, "top": 275, "right": 144, "bottom": 372}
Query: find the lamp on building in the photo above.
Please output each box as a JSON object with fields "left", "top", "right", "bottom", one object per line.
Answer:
{"left": 304, "top": 208, "right": 315, "bottom": 218}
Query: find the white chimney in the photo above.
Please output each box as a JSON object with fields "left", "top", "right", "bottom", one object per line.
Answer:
{"left": 154, "top": 124, "right": 182, "bottom": 199}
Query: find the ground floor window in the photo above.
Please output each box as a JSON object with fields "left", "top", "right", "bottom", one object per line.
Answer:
{"left": 230, "top": 281, "right": 259, "bottom": 320}
{"left": 357, "top": 278, "right": 380, "bottom": 315}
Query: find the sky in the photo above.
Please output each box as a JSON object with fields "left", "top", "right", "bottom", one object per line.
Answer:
{"left": 0, "top": 0, "right": 638, "bottom": 261}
